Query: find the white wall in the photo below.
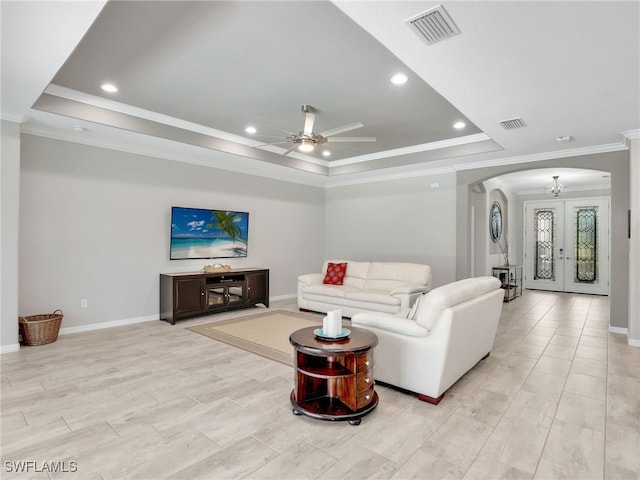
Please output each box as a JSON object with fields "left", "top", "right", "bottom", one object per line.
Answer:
{"left": 18, "top": 135, "right": 325, "bottom": 330}
{"left": 1, "top": 120, "right": 21, "bottom": 352}
{"left": 324, "top": 173, "right": 457, "bottom": 288}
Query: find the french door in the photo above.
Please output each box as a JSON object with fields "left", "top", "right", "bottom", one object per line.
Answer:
{"left": 524, "top": 198, "right": 609, "bottom": 295}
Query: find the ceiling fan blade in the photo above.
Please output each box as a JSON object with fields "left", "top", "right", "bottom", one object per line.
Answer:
{"left": 252, "top": 141, "right": 291, "bottom": 147}
{"left": 256, "top": 116, "right": 296, "bottom": 135}
{"left": 251, "top": 134, "right": 288, "bottom": 139}
{"left": 280, "top": 145, "right": 297, "bottom": 156}
{"left": 303, "top": 111, "right": 315, "bottom": 135}
{"left": 326, "top": 136, "right": 376, "bottom": 142}
{"left": 318, "top": 121, "right": 364, "bottom": 138}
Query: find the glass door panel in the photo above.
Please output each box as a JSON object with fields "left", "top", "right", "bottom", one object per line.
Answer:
{"left": 526, "top": 201, "right": 564, "bottom": 291}
{"left": 533, "top": 208, "right": 557, "bottom": 281}
{"left": 564, "top": 199, "right": 608, "bottom": 295}
{"left": 207, "top": 287, "right": 226, "bottom": 307}
{"left": 227, "top": 285, "right": 244, "bottom": 304}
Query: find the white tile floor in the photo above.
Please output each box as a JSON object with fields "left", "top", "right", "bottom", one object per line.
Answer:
{"left": 1, "top": 290, "right": 638, "bottom": 479}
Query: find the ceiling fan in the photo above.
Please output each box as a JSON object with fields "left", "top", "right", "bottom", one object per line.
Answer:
{"left": 252, "top": 105, "right": 376, "bottom": 156}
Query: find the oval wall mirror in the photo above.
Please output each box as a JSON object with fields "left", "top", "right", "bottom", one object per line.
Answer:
{"left": 490, "top": 201, "right": 503, "bottom": 242}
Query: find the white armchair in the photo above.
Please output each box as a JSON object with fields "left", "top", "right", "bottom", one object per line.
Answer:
{"left": 351, "top": 276, "right": 503, "bottom": 404}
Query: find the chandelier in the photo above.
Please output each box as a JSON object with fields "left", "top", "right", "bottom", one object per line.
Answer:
{"left": 545, "top": 175, "right": 567, "bottom": 197}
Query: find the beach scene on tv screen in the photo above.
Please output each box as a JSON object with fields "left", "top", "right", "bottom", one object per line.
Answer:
{"left": 171, "top": 207, "right": 248, "bottom": 259}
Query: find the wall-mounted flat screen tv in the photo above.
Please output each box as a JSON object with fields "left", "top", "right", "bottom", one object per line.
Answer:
{"left": 170, "top": 206, "right": 249, "bottom": 260}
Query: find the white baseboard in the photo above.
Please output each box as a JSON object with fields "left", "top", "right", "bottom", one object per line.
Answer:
{"left": 609, "top": 325, "right": 640, "bottom": 348}
{"left": 609, "top": 325, "right": 628, "bottom": 335}
{"left": 0, "top": 343, "right": 21, "bottom": 354}
{"left": 270, "top": 293, "right": 297, "bottom": 302}
{"left": 59, "top": 314, "right": 159, "bottom": 335}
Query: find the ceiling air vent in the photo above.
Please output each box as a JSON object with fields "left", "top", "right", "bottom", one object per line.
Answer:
{"left": 499, "top": 117, "right": 527, "bottom": 130}
{"left": 405, "top": 5, "right": 461, "bottom": 45}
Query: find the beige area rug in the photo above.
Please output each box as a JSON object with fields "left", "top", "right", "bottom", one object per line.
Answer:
{"left": 187, "top": 310, "right": 322, "bottom": 366}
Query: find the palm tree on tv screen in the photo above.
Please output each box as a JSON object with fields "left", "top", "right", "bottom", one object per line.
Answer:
{"left": 207, "top": 211, "right": 242, "bottom": 243}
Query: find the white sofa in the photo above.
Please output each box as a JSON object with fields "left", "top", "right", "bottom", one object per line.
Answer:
{"left": 351, "top": 276, "right": 503, "bottom": 404}
{"left": 297, "top": 260, "right": 432, "bottom": 318}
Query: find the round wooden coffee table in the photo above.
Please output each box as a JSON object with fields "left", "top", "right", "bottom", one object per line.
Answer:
{"left": 289, "top": 325, "right": 378, "bottom": 425}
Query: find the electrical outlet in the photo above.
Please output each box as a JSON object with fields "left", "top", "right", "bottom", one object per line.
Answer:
{"left": 81, "top": 299, "right": 88, "bottom": 308}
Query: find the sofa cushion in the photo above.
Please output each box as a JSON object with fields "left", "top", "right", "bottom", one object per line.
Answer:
{"left": 323, "top": 262, "right": 347, "bottom": 285}
{"left": 368, "top": 262, "right": 431, "bottom": 286}
{"left": 345, "top": 290, "right": 401, "bottom": 306}
{"left": 364, "top": 279, "right": 410, "bottom": 292}
{"left": 302, "top": 284, "right": 361, "bottom": 298}
{"left": 415, "top": 276, "right": 501, "bottom": 333}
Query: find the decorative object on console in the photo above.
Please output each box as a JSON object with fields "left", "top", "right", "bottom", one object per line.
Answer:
{"left": 499, "top": 237, "right": 510, "bottom": 267}
{"left": 170, "top": 206, "right": 249, "bottom": 260}
{"left": 202, "top": 264, "right": 231, "bottom": 273}
{"left": 545, "top": 175, "right": 567, "bottom": 197}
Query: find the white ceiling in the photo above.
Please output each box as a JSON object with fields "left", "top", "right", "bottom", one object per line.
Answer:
{"left": 1, "top": 1, "right": 638, "bottom": 190}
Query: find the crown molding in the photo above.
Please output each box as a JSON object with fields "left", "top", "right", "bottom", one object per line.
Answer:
{"left": 20, "top": 123, "right": 327, "bottom": 188}
{"left": 0, "top": 111, "right": 26, "bottom": 123}
{"left": 330, "top": 133, "right": 491, "bottom": 166}
{"left": 454, "top": 142, "right": 628, "bottom": 172}
{"left": 325, "top": 165, "right": 456, "bottom": 188}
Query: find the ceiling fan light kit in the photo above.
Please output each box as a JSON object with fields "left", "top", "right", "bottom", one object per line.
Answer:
{"left": 297, "top": 139, "right": 315, "bottom": 153}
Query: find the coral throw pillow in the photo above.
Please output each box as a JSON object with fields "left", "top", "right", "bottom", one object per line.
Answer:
{"left": 323, "top": 262, "right": 347, "bottom": 285}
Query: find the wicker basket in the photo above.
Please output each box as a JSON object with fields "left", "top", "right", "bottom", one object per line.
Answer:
{"left": 19, "top": 310, "right": 63, "bottom": 346}
{"left": 202, "top": 264, "right": 231, "bottom": 273}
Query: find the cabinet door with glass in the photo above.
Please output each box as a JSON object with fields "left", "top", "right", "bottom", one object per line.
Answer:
{"left": 206, "top": 282, "right": 245, "bottom": 309}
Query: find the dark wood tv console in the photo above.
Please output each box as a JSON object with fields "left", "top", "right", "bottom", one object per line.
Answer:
{"left": 160, "top": 268, "right": 269, "bottom": 324}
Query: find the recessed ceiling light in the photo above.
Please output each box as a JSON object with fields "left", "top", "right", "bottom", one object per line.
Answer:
{"left": 322, "top": 150, "right": 331, "bottom": 157}
{"left": 453, "top": 121, "right": 466, "bottom": 129}
{"left": 73, "top": 126, "right": 86, "bottom": 132}
{"left": 245, "top": 126, "right": 257, "bottom": 134}
{"left": 555, "top": 135, "right": 572, "bottom": 143}
{"left": 100, "top": 82, "right": 118, "bottom": 93}
{"left": 390, "top": 73, "right": 408, "bottom": 85}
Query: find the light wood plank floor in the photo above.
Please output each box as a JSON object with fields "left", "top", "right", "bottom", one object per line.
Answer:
{"left": 1, "top": 291, "right": 639, "bottom": 479}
